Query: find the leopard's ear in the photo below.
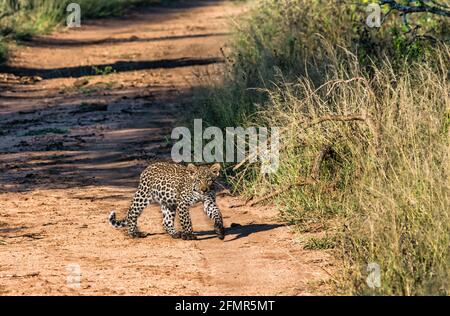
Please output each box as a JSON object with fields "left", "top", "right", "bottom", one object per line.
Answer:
{"left": 187, "top": 163, "right": 197, "bottom": 174}
{"left": 210, "top": 163, "right": 221, "bottom": 176}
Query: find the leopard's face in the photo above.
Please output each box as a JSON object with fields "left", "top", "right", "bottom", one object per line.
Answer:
{"left": 187, "top": 163, "right": 221, "bottom": 194}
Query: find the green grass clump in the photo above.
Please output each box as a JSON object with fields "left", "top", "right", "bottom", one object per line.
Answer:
{"left": 92, "top": 65, "right": 116, "bottom": 76}
{"left": 304, "top": 236, "right": 336, "bottom": 250}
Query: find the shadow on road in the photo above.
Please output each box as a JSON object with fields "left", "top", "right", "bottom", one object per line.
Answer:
{"left": 0, "top": 57, "right": 223, "bottom": 79}
{"left": 0, "top": 86, "right": 195, "bottom": 193}
{"left": 24, "top": 33, "right": 230, "bottom": 48}
{"left": 196, "top": 223, "right": 285, "bottom": 241}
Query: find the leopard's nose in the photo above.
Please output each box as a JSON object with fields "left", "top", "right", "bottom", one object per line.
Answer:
{"left": 200, "top": 184, "right": 208, "bottom": 192}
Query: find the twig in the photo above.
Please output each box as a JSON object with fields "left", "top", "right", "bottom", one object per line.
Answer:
{"left": 3, "top": 233, "right": 43, "bottom": 240}
{"left": 0, "top": 272, "right": 40, "bottom": 278}
{"left": 304, "top": 114, "right": 365, "bottom": 128}
{"left": 230, "top": 112, "right": 381, "bottom": 207}
{"left": 318, "top": 265, "right": 339, "bottom": 283}
{"left": 324, "top": 78, "right": 366, "bottom": 97}
{"left": 233, "top": 113, "right": 376, "bottom": 171}
{"left": 238, "top": 143, "right": 332, "bottom": 207}
{"left": 379, "top": 0, "right": 450, "bottom": 17}
{"left": 381, "top": 7, "right": 395, "bottom": 24}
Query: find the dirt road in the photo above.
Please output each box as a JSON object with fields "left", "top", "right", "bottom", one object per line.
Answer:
{"left": 0, "top": 0, "right": 332, "bottom": 295}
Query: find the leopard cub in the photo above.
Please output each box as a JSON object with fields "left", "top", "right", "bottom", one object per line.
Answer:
{"left": 108, "top": 162, "right": 225, "bottom": 240}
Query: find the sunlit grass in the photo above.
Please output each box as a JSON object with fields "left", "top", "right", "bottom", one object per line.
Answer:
{"left": 0, "top": 0, "right": 173, "bottom": 61}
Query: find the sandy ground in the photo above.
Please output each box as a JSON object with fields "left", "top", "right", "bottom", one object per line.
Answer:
{"left": 0, "top": 0, "right": 333, "bottom": 295}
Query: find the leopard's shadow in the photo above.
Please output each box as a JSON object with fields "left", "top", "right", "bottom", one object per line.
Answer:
{"left": 195, "top": 223, "right": 284, "bottom": 242}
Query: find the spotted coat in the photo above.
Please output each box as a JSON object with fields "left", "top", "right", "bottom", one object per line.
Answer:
{"left": 109, "top": 162, "right": 225, "bottom": 240}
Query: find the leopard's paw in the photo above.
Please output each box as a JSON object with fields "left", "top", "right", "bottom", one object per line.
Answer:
{"left": 180, "top": 232, "right": 197, "bottom": 240}
{"left": 129, "top": 231, "right": 149, "bottom": 238}
{"left": 215, "top": 225, "right": 225, "bottom": 240}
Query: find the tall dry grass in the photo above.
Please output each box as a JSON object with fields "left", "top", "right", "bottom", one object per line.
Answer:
{"left": 237, "top": 45, "right": 450, "bottom": 295}
{"left": 192, "top": 0, "right": 450, "bottom": 295}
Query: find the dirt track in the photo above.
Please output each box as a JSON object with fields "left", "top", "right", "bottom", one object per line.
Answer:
{"left": 0, "top": 0, "right": 332, "bottom": 295}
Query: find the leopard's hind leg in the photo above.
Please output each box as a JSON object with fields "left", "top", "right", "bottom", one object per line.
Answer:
{"left": 161, "top": 204, "right": 180, "bottom": 239}
{"left": 125, "top": 185, "right": 152, "bottom": 238}
{"left": 177, "top": 202, "right": 197, "bottom": 240}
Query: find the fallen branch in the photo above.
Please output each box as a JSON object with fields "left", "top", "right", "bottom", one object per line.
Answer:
{"left": 230, "top": 112, "right": 381, "bottom": 207}
{"left": 0, "top": 272, "right": 40, "bottom": 278}
{"left": 303, "top": 114, "right": 367, "bottom": 129}
{"left": 233, "top": 113, "right": 377, "bottom": 171}
{"left": 3, "top": 233, "right": 43, "bottom": 240}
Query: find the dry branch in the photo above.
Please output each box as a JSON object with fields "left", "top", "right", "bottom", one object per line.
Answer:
{"left": 230, "top": 113, "right": 380, "bottom": 207}
{"left": 4, "top": 233, "right": 43, "bottom": 240}
{"left": 233, "top": 114, "right": 376, "bottom": 171}
{"left": 304, "top": 114, "right": 366, "bottom": 128}
{"left": 380, "top": 0, "right": 450, "bottom": 17}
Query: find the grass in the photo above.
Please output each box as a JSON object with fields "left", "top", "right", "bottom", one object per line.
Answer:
{"left": 304, "top": 236, "right": 336, "bottom": 251}
{"left": 0, "top": 0, "right": 175, "bottom": 64}
{"left": 193, "top": 0, "right": 450, "bottom": 295}
{"left": 255, "top": 53, "right": 449, "bottom": 295}
{"left": 92, "top": 66, "right": 116, "bottom": 76}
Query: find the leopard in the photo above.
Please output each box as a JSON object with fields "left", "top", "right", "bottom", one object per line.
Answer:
{"left": 108, "top": 161, "right": 225, "bottom": 240}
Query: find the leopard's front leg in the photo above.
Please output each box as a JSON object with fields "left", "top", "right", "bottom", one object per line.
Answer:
{"left": 203, "top": 192, "right": 225, "bottom": 240}
{"left": 177, "top": 202, "right": 197, "bottom": 240}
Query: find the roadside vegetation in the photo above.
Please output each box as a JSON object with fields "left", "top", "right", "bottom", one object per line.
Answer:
{"left": 0, "top": 0, "right": 172, "bottom": 64}
{"left": 193, "top": 0, "right": 450, "bottom": 295}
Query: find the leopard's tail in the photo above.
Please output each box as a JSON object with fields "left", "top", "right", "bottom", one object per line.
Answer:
{"left": 109, "top": 211, "right": 128, "bottom": 228}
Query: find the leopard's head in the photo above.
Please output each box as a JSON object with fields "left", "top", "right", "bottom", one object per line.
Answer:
{"left": 187, "top": 163, "right": 221, "bottom": 194}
